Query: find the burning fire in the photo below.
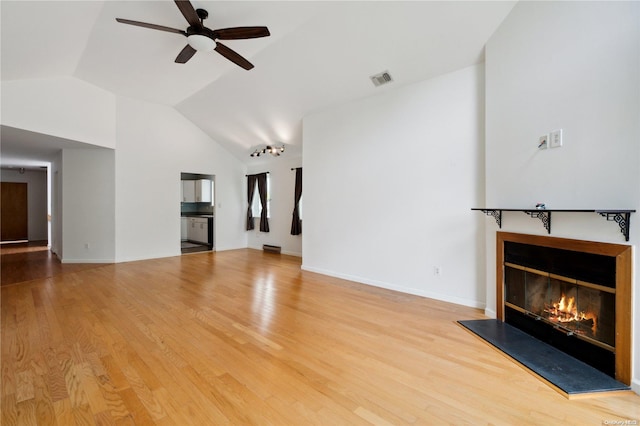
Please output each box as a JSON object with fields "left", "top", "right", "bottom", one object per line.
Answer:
{"left": 544, "top": 295, "right": 596, "bottom": 334}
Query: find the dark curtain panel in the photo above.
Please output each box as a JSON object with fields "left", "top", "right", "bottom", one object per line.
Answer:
{"left": 290, "top": 167, "right": 302, "bottom": 235}
{"left": 246, "top": 175, "right": 257, "bottom": 230}
{"left": 256, "top": 173, "right": 270, "bottom": 232}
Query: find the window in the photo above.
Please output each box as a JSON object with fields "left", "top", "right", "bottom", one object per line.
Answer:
{"left": 251, "top": 174, "right": 270, "bottom": 218}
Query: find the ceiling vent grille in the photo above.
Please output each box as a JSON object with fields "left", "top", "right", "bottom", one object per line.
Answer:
{"left": 370, "top": 71, "right": 393, "bottom": 87}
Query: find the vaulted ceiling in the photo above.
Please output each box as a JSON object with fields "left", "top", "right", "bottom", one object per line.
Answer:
{"left": 1, "top": 1, "right": 516, "bottom": 166}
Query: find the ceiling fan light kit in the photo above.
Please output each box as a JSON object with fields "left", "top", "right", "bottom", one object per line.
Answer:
{"left": 187, "top": 34, "right": 216, "bottom": 52}
{"left": 116, "top": 0, "right": 270, "bottom": 69}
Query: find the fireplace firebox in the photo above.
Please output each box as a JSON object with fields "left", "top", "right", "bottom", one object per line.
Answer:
{"left": 497, "top": 232, "right": 632, "bottom": 385}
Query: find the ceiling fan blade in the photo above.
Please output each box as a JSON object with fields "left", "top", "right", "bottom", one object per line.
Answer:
{"left": 116, "top": 18, "right": 186, "bottom": 35}
{"left": 214, "top": 26, "right": 270, "bottom": 40}
{"left": 214, "top": 42, "right": 254, "bottom": 70}
{"left": 175, "top": 45, "right": 197, "bottom": 63}
{"left": 174, "top": 0, "right": 202, "bottom": 29}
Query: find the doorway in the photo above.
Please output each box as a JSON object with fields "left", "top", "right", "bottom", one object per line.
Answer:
{"left": 1, "top": 182, "right": 28, "bottom": 242}
{"left": 180, "top": 172, "right": 215, "bottom": 254}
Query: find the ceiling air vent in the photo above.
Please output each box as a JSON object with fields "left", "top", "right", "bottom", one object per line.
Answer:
{"left": 370, "top": 70, "right": 393, "bottom": 87}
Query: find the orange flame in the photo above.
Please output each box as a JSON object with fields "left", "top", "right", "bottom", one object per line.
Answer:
{"left": 545, "top": 294, "right": 597, "bottom": 334}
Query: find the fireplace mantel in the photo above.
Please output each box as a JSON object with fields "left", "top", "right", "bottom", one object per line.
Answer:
{"left": 472, "top": 208, "right": 635, "bottom": 241}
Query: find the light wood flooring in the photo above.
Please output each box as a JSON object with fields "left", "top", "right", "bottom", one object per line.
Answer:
{"left": 2, "top": 249, "right": 639, "bottom": 425}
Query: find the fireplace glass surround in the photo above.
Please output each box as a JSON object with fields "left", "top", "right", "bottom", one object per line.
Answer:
{"left": 505, "top": 265, "right": 616, "bottom": 348}
{"left": 501, "top": 238, "right": 625, "bottom": 379}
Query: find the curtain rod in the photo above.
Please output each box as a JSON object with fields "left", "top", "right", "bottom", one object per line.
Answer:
{"left": 245, "top": 172, "right": 270, "bottom": 176}
{"left": 291, "top": 167, "right": 302, "bottom": 171}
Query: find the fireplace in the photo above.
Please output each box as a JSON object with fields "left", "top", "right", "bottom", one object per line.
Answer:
{"left": 497, "top": 232, "right": 632, "bottom": 385}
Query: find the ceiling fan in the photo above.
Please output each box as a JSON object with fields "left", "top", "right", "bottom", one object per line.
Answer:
{"left": 116, "top": 0, "right": 270, "bottom": 70}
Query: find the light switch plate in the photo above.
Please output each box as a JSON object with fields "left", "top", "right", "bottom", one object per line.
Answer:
{"left": 550, "top": 129, "right": 563, "bottom": 148}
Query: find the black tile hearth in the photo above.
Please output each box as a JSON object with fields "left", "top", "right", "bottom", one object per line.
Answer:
{"left": 458, "top": 319, "right": 630, "bottom": 395}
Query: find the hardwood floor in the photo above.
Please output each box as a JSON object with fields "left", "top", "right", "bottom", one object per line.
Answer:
{"left": 2, "top": 249, "right": 639, "bottom": 425}
{"left": 1, "top": 241, "right": 102, "bottom": 286}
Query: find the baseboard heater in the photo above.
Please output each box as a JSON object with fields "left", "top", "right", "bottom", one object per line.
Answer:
{"left": 263, "top": 244, "right": 281, "bottom": 254}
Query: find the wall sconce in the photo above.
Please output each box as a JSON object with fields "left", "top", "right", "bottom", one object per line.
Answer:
{"left": 250, "top": 145, "right": 285, "bottom": 158}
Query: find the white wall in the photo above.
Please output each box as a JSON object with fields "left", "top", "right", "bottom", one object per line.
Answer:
{"left": 1, "top": 168, "right": 48, "bottom": 241}
{"left": 1, "top": 77, "right": 248, "bottom": 263}
{"left": 485, "top": 1, "right": 640, "bottom": 391}
{"left": 246, "top": 156, "right": 303, "bottom": 256}
{"left": 1, "top": 77, "right": 116, "bottom": 149}
{"left": 115, "top": 96, "right": 247, "bottom": 262}
{"left": 302, "top": 64, "right": 486, "bottom": 308}
{"left": 61, "top": 148, "right": 116, "bottom": 263}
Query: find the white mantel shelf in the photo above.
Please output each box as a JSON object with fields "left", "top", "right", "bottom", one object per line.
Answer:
{"left": 471, "top": 208, "right": 636, "bottom": 241}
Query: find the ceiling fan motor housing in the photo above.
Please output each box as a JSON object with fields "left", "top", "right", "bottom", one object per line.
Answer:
{"left": 186, "top": 26, "right": 215, "bottom": 39}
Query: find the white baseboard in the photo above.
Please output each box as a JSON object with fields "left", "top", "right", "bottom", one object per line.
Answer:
{"left": 61, "top": 258, "right": 114, "bottom": 264}
{"left": 114, "top": 251, "right": 181, "bottom": 263}
{"left": 214, "top": 245, "right": 249, "bottom": 252}
{"left": 631, "top": 378, "right": 640, "bottom": 395}
{"left": 484, "top": 308, "right": 497, "bottom": 319}
{"left": 301, "top": 264, "right": 485, "bottom": 310}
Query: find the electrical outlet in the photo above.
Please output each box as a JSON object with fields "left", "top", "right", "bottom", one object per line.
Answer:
{"left": 434, "top": 266, "right": 442, "bottom": 276}
{"left": 550, "top": 129, "right": 563, "bottom": 148}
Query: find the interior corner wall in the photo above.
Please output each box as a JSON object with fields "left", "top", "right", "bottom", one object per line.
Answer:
{"left": 246, "top": 157, "right": 303, "bottom": 256}
{"left": 114, "top": 96, "right": 247, "bottom": 263}
{"left": 485, "top": 1, "right": 640, "bottom": 391}
{"left": 302, "top": 64, "right": 486, "bottom": 308}
{"left": 61, "top": 148, "right": 115, "bottom": 263}
{"left": 0, "top": 168, "right": 48, "bottom": 241}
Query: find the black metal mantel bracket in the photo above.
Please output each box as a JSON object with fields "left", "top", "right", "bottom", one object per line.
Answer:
{"left": 524, "top": 210, "right": 551, "bottom": 234}
{"left": 597, "top": 211, "right": 631, "bottom": 242}
{"left": 477, "top": 209, "right": 501, "bottom": 228}
{"left": 472, "top": 208, "right": 635, "bottom": 241}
